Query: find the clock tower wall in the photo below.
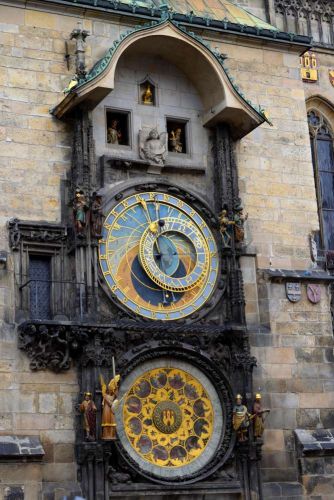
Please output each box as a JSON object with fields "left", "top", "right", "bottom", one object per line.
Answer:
{"left": 2, "top": 2, "right": 333, "bottom": 499}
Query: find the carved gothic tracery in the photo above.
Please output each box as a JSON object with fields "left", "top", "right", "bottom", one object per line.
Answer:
{"left": 275, "top": 0, "right": 334, "bottom": 45}
{"left": 275, "top": 0, "right": 333, "bottom": 41}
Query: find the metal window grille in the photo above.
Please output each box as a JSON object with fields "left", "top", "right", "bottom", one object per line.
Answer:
{"left": 29, "top": 256, "right": 51, "bottom": 320}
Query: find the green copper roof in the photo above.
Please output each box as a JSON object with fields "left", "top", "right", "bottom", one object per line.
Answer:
{"left": 62, "top": 18, "right": 270, "bottom": 125}
{"left": 118, "top": 0, "right": 278, "bottom": 31}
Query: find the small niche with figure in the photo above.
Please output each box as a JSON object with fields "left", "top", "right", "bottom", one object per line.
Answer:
{"left": 167, "top": 119, "right": 188, "bottom": 154}
{"left": 139, "top": 77, "right": 156, "bottom": 106}
{"left": 106, "top": 109, "right": 131, "bottom": 146}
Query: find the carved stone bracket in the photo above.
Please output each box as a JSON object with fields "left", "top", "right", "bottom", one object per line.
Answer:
{"left": 8, "top": 219, "right": 67, "bottom": 250}
{"left": 18, "top": 321, "right": 90, "bottom": 371}
{"left": 18, "top": 319, "right": 254, "bottom": 373}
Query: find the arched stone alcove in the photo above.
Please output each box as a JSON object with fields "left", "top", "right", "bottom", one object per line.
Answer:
{"left": 53, "top": 20, "right": 266, "bottom": 140}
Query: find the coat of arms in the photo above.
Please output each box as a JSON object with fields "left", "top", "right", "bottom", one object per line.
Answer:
{"left": 329, "top": 70, "right": 334, "bottom": 87}
{"left": 307, "top": 284, "right": 321, "bottom": 304}
{"left": 285, "top": 282, "right": 301, "bottom": 303}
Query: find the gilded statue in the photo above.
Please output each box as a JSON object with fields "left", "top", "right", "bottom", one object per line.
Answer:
{"left": 79, "top": 392, "right": 97, "bottom": 441}
{"left": 100, "top": 374, "right": 121, "bottom": 440}
{"left": 169, "top": 128, "right": 183, "bottom": 153}
{"left": 107, "top": 119, "right": 122, "bottom": 145}
{"left": 73, "top": 189, "right": 88, "bottom": 236}
{"left": 252, "top": 393, "right": 270, "bottom": 439}
{"left": 219, "top": 209, "right": 235, "bottom": 248}
{"left": 232, "top": 394, "right": 250, "bottom": 442}
{"left": 142, "top": 83, "right": 153, "bottom": 105}
{"left": 139, "top": 127, "right": 167, "bottom": 169}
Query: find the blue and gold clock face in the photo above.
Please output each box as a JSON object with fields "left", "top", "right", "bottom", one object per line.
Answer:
{"left": 99, "top": 192, "right": 219, "bottom": 320}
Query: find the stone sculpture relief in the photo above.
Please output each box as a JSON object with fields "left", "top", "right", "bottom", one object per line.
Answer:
{"left": 139, "top": 127, "right": 167, "bottom": 174}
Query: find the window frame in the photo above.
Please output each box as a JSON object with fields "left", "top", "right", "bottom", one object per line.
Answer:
{"left": 308, "top": 109, "right": 334, "bottom": 250}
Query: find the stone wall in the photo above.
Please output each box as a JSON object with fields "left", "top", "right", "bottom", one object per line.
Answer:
{"left": 0, "top": 1, "right": 334, "bottom": 498}
{"left": 219, "top": 29, "right": 334, "bottom": 496}
{"left": 233, "top": 0, "right": 268, "bottom": 20}
{"left": 0, "top": 4, "right": 88, "bottom": 498}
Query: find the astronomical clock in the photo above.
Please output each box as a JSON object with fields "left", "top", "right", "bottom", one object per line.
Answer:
{"left": 78, "top": 180, "right": 246, "bottom": 492}
{"left": 15, "top": 15, "right": 266, "bottom": 500}
{"left": 99, "top": 190, "right": 219, "bottom": 321}
{"left": 92, "top": 184, "right": 234, "bottom": 484}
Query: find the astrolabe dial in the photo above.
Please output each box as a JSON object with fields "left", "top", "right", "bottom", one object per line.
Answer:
{"left": 122, "top": 367, "right": 214, "bottom": 469}
{"left": 99, "top": 191, "right": 219, "bottom": 320}
{"left": 139, "top": 217, "right": 209, "bottom": 292}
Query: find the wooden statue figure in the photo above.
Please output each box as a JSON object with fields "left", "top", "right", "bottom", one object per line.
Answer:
{"left": 253, "top": 393, "right": 270, "bottom": 439}
{"left": 232, "top": 394, "right": 250, "bottom": 442}
{"left": 107, "top": 119, "right": 122, "bottom": 144}
{"left": 234, "top": 203, "right": 248, "bottom": 243}
{"left": 90, "top": 192, "right": 104, "bottom": 239}
{"left": 100, "top": 374, "right": 121, "bottom": 440}
{"left": 169, "top": 128, "right": 183, "bottom": 153}
{"left": 218, "top": 209, "right": 235, "bottom": 248}
{"left": 79, "top": 392, "right": 97, "bottom": 441}
{"left": 73, "top": 189, "right": 88, "bottom": 236}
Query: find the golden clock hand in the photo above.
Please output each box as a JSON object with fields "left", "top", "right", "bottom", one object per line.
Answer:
{"left": 154, "top": 195, "right": 165, "bottom": 230}
{"left": 138, "top": 198, "right": 165, "bottom": 259}
{"left": 139, "top": 197, "right": 158, "bottom": 234}
{"left": 154, "top": 196, "right": 160, "bottom": 225}
{"left": 139, "top": 198, "right": 173, "bottom": 302}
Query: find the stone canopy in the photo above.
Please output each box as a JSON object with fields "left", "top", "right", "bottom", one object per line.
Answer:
{"left": 52, "top": 19, "right": 270, "bottom": 139}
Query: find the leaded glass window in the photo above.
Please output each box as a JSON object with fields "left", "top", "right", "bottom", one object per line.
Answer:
{"left": 29, "top": 255, "right": 51, "bottom": 319}
{"left": 308, "top": 110, "right": 334, "bottom": 249}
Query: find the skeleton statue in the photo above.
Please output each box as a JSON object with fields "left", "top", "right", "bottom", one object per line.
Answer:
{"left": 70, "top": 25, "right": 90, "bottom": 78}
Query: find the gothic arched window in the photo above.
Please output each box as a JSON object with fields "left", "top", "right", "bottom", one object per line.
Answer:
{"left": 308, "top": 110, "right": 334, "bottom": 249}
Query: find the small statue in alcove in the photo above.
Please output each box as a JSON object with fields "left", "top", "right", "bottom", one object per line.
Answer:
{"left": 79, "top": 392, "right": 97, "bottom": 441}
{"left": 107, "top": 119, "right": 122, "bottom": 145}
{"left": 252, "top": 393, "right": 270, "bottom": 439}
{"left": 142, "top": 83, "right": 153, "bottom": 105}
{"left": 100, "top": 374, "right": 121, "bottom": 440}
{"left": 233, "top": 203, "right": 248, "bottom": 243}
{"left": 169, "top": 128, "right": 183, "bottom": 153}
{"left": 73, "top": 189, "right": 89, "bottom": 236}
{"left": 218, "top": 209, "right": 235, "bottom": 248}
{"left": 232, "top": 394, "right": 250, "bottom": 442}
{"left": 90, "top": 192, "right": 104, "bottom": 239}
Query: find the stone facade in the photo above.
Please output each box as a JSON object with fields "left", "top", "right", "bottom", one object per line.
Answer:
{"left": 0, "top": 0, "right": 334, "bottom": 499}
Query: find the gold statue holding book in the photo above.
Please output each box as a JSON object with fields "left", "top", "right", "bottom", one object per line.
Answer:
{"left": 100, "top": 373, "right": 121, "bottom": 440}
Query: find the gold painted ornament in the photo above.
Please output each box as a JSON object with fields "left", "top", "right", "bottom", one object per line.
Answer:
{"left": 300, "top": 52, "right": 318, "bottom": 83}
{"left": 329, "top": 70, "right": 334, "bottom": 87}
{"left": 123, "top": 367, "right": 214, "bottom": 468}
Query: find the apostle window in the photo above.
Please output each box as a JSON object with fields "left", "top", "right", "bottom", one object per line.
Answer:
{"left": 308, "top": 110, "right": 334, "bottom": 250}
{"left": 139, "top": 78, "right": 156, "bottom": 106}
{"left": 106, "top": 109, "right": 131, "bottom": 146}
{"left": 167, "top": 119, "right": 188, "bottom": 154}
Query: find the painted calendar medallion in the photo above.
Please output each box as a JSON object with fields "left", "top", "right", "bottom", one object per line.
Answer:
{"left": 116, "top": 359, "right": 223, "bottom": 481}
